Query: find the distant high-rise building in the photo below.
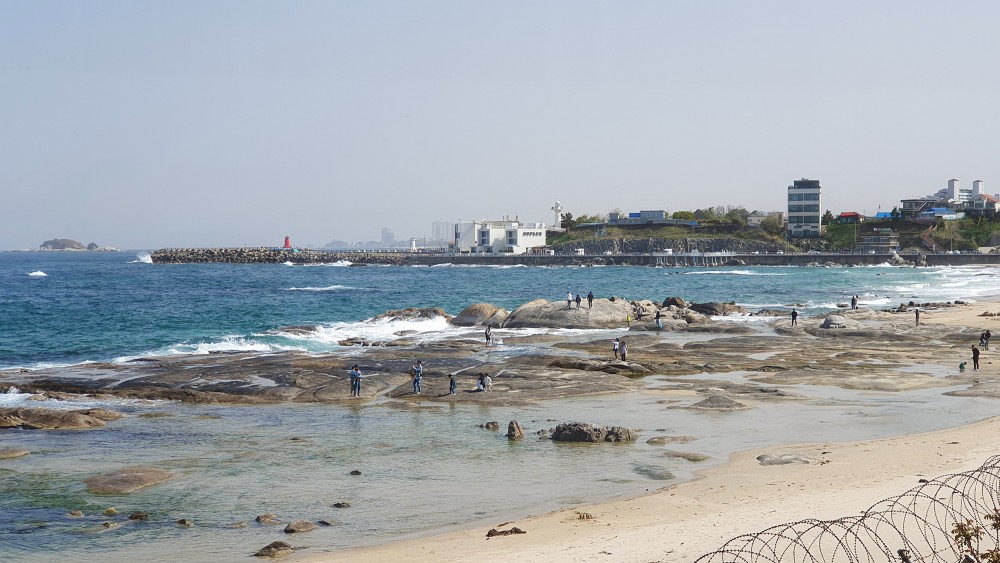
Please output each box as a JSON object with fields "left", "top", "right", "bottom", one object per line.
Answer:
{"left": 787, "top": 178, "right": 822, "bottom": 238}
{"left": 431, "top": 220, "right": 455, "bottom": 242}
{"left": 381, "top": 227, "right": 395, "bottom": 246}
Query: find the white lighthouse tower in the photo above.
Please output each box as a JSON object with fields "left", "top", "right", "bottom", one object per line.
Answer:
{"left": 550, "top": 201, "right": 563, "bottom": 229}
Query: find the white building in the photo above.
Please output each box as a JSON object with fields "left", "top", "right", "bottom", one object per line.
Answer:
{"left": 787, "top": 178, "right": 822, "bottom": 238}
{"left": 453, "top": 220, "right": 547, "bottom": 254}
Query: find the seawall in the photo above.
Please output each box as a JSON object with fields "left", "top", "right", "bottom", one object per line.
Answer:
{"left": 150, "top": 248, "right": 1000, "bottom": 267}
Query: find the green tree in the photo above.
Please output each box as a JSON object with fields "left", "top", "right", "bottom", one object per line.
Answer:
{"left": 822, "top": 210, "right": 835, "bottom": 225}
{"left": 672, "top": 210, "right": 696, "bottom": 221}
{"left": 560, "top": 212, "right": 576, "bottom": 229}
{"left": 575, "top": 214, "right": 607, "bottom": 224}
{"left": 760, "top": 215, "right": 784, "bottom": 236}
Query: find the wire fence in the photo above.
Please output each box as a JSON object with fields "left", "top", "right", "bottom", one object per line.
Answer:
{"left": 695, "top": 455, "right": 1000, "bottom": 563}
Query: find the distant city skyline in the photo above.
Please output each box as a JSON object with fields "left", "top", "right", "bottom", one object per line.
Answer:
{"left": 4, "top": 2, "right": 1000, "bottom": 250}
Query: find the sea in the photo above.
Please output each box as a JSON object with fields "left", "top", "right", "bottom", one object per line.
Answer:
{"left": 2, "top": 251, "right": 1000, "bottom": 562}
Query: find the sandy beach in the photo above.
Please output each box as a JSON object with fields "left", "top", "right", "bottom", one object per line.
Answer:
{"left": 309, "top": 300, "right": 1000, "bottom": 563}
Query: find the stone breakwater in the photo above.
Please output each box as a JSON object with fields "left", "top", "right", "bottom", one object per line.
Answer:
{"left": 150, "top": 248, "right": 409, "bottom": 265}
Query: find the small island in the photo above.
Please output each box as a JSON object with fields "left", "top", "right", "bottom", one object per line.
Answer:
{"left": 39, "top": 238, "right": 120, "bottom": 251}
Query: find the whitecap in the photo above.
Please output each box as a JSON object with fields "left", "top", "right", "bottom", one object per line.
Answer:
{"left": 681, "top": 270, "right": 786, "bottom": 276}
{"left": 131, "top": 252, "right": 153, "bottom": 264}
{"left": 28, "top": 271, "right": 47, "bottom": 277}
{"left": 286, "top": 285, "right": 358, "bottom": 292}
{"left": 282, "top": 261, "right": 295, "bottom": 266}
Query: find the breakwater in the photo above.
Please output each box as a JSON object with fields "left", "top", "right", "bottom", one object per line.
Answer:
{"left": 150, "top": 248, "right": 1000, "bottom": 267}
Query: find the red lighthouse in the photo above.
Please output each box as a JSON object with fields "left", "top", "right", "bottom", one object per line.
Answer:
{"left": 283, "top": 236, "right": 292, "bottom": 249}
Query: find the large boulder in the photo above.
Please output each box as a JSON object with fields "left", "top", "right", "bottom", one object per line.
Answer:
{"left": 0, "top": 407, "right": 123, "bottom": 430}
{"left": 452, "top": 303, "right": 509, "bottom": 327}
{"left": 84, "top": 466, "right": 176, "bottom": 494}
{"left": 662, "top": 296, "right": 689, "bottom": 309}
{"left": 503, "top": 299, "right": 633, "bottom": 329}
{"left": 507, "top": 420, "right": 524, "bottom": 440}
{"left": 689, "top": 302, "right": 748, "bottom": 316}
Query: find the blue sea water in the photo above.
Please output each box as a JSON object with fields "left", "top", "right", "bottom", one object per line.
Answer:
{"left": 3, "top": 251, "right": 1000, "bottom": 562}
{"left": 2, "top": 251, "right": 999, "bottom": 370}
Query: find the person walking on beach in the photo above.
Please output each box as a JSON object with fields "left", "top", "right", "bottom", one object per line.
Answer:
{"left": 612, "top": 338, "right": 620, "bottom": 359}
{"left": 575, "top": 293, "right": 582, "bottom": 309}
{"left": 972, "top": 345, "right": 981, "bottom": 371}
{"left": 619, "top": 340, "right": 628, "bottom": 362}
{"left": 448, "top": 373, "right": 457, "bottom": 395}
{"left": 587, "top": 291, "right": 594, "bottom": 309}
{"left": 485, "top": 325, "right": 492, "bottom": 346}
{"left": 790, "top": 309, "right": 798, "bottom": 327}
{"left": 915, "top": 309, "right": 920, "bottom": 326}
{"left": 349, "top": 365, "right": 362, "bottom": 397}
{"left": 411, "top": 360, "right": 423, "bottom": 394}
{"left": 567, "top": 291, "right": 573, "bottom": 309}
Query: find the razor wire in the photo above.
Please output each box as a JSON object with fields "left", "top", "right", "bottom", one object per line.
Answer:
{"left": 694, "top": 454, "right": 1000, "bottom": 562}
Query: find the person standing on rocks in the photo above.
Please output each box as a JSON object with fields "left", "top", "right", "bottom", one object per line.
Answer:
{"left": 619, "top": 340, "right": 628, "bottom": 362}
{"left": 411, "top": 361, "right": 423, "bottom": 394}
{"left": 915, "top": 309, "right": 920, "bottom": 326}
{"left": 575, "top": 293, "right": 582, "bottom": 309}
{"left": 851, "top": 295, "right": 858, "bottom": 310}
{"left": 349, "top": 365, "right": 362, "bottom": 397}
{"left": 567, "top": 291, "right": 573, "bottom": 309}
{"left": 448, "top": 374, "right": 457, "bottom": 395}
{"left": 612, "top": 338, "right": 620, "bottom": 359}
{"left": 485, "top": 325, "right": 492, "bottom": 346}
{"left": 790, "top": 309, "right": 798, "bottom": 326}
{"left": 655, "top": 309, "right": 662, "bottom": 331}
{"left": 972, "top": 345, "right": 981, "bottom": 370}
{"left": 587, "top": 291, "right": 594, "bottom": 309}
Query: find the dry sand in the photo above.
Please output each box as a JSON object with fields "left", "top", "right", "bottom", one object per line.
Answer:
{"left": 309, "top": 301, "right": 1000, "bottom": 562}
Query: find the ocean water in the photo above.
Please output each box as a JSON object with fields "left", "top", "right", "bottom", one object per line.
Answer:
{"left": 3, "top": 251, "right": 1000, "bottom": 562}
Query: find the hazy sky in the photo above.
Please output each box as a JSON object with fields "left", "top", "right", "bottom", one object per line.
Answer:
{"left": 3, "top": 1, "right": 999, "bottom": 249}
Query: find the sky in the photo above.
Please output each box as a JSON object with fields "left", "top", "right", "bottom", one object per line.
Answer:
{"left": 3, "top": 1, "right": 1000, "bottom": 249}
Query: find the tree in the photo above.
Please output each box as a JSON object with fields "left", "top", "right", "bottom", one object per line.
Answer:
{"left": 560, "top": 212, "right": 576, "bottom": 229}
{"left": 576, "top": 213, "right": 607, "bottom": 224}
{"left": 822, "top": 210, "right": 835, "bottom": 225}
{"left": 760, "top": 215, "right": 784, "bottom": 236}
{"left": 725, "top": 207, "right": 750, "bottom": 224}
{"left": 891, "top": 207, "right": 901, "bottom": 221}
{"left": 672, "top": 210, "right": 696, "bottom": 221}
{"left": 693, "top": 208, "right": 717, "bottom": 220}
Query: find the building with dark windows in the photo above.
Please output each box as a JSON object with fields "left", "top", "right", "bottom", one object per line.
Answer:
{"left": 858, "top": 228, "right": 899, "bottom": 254}
{"left": 787, "top": 178, "right": 822, "bottom": 238}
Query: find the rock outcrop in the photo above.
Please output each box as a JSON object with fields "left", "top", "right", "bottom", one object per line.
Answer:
{"left": 507, "top": 420, "right": 524, "bottom": 440}
{"left": 503, "top": 299, "right": 633, "bottom": 329}
{"left": 0, "top": 407, "right": 122, "bottom": 430}
{"left": 452, "top": 303, "right": 509, "bottom": 327}
{"left": 84, "top": 466, "right": 177, "bottom": 494}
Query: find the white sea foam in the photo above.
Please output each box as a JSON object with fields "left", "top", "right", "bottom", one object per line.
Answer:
{"left": 131, "top": 252, "right": 153, "bottom": 264}
{"left": 286, "top": 285, "right": 358, "bottom": 292}
{"left": 681, "top": 270, "right": 787, "bottom": 276}
{"left": 28, "top": 271, "right": 47, "bottom": 277}
{"left": 0, "top": 386, "right": 168, "bottom": 409}
{"left": 282, "top": 261, "right": 295, "bottom": 266}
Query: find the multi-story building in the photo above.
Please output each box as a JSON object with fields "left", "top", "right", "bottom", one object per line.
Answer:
{"left": 858, "top": 228, "right": 899, "bottom": 254}
{"left": 787, "top": 178, "right": 822, "bottom": 238}
{"left": 453, "top": 220, "right": 547, "bottom": 254}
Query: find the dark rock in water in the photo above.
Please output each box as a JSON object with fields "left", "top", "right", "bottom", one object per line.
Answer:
{"left": 317, "top": 519, "right": 334, "bottom": 526}
{"left": 662, "top": 296, "right": 689, "bottom": 309}
{"left": 507, "top": 420, "right": 524, "bottom": 440}
{"left": 664, "top": 450, "right": 710, "bottom": 462}
{"left": 128, "top": 511, "right": 149, "bottom": 521}
{"left": 176, "top": 518, "right": 193, "bottom": 527}
{"left": 227, "top": 521, "right": 248, "bottom": 529}
{"left": 349, "top": 470, "right": 361, "bottom": 476}
{"left": 483, "top": 421, "right": 500, "bottom": 431}
{"left": 0, "top": 448, "right": 29, "bottom": 459}
{"left": 605, "top": 426, "right": 637, "bottom": 442}
{"left": 138, "top": 412, "right": 173, "bottom": 418}
{"left": 687, "top": 395, "right": 750, "bottom": 411}
{"left": 85, "top": 466, "right": 176, "bottom": 494}
{"left": 284, "top": 520, "right": 318, "bottom": 533}
{"left": 255, "top": 512, "right": 282, "bottom": 525}
{"left": 550, "top": 422, "right": 637, "bottom": 443}
{"left": 633, "top": 464, "right": 676, "bottom": 480}
{"left": 757, "top": 453, "right": 815, "bottom": 466}
{"left": 452, "top": 303, "right": 509, "bottom": 327}
{"left": 486, "top": 526, "right": 527, "bottom": 537}
{"left": 552, "top": 422, "right": 606, "bottom": 442}
{"left": 690, "top": 302, "right": 747, "bottom": 316}
{"left": 254, "top": 541, "right": 295, "bottom": 557}
{"left": 67, "top": 510, "right": 84, "bottom": 517}
{"left": 332, "top": 502, "right": 351, "bottom": 508}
